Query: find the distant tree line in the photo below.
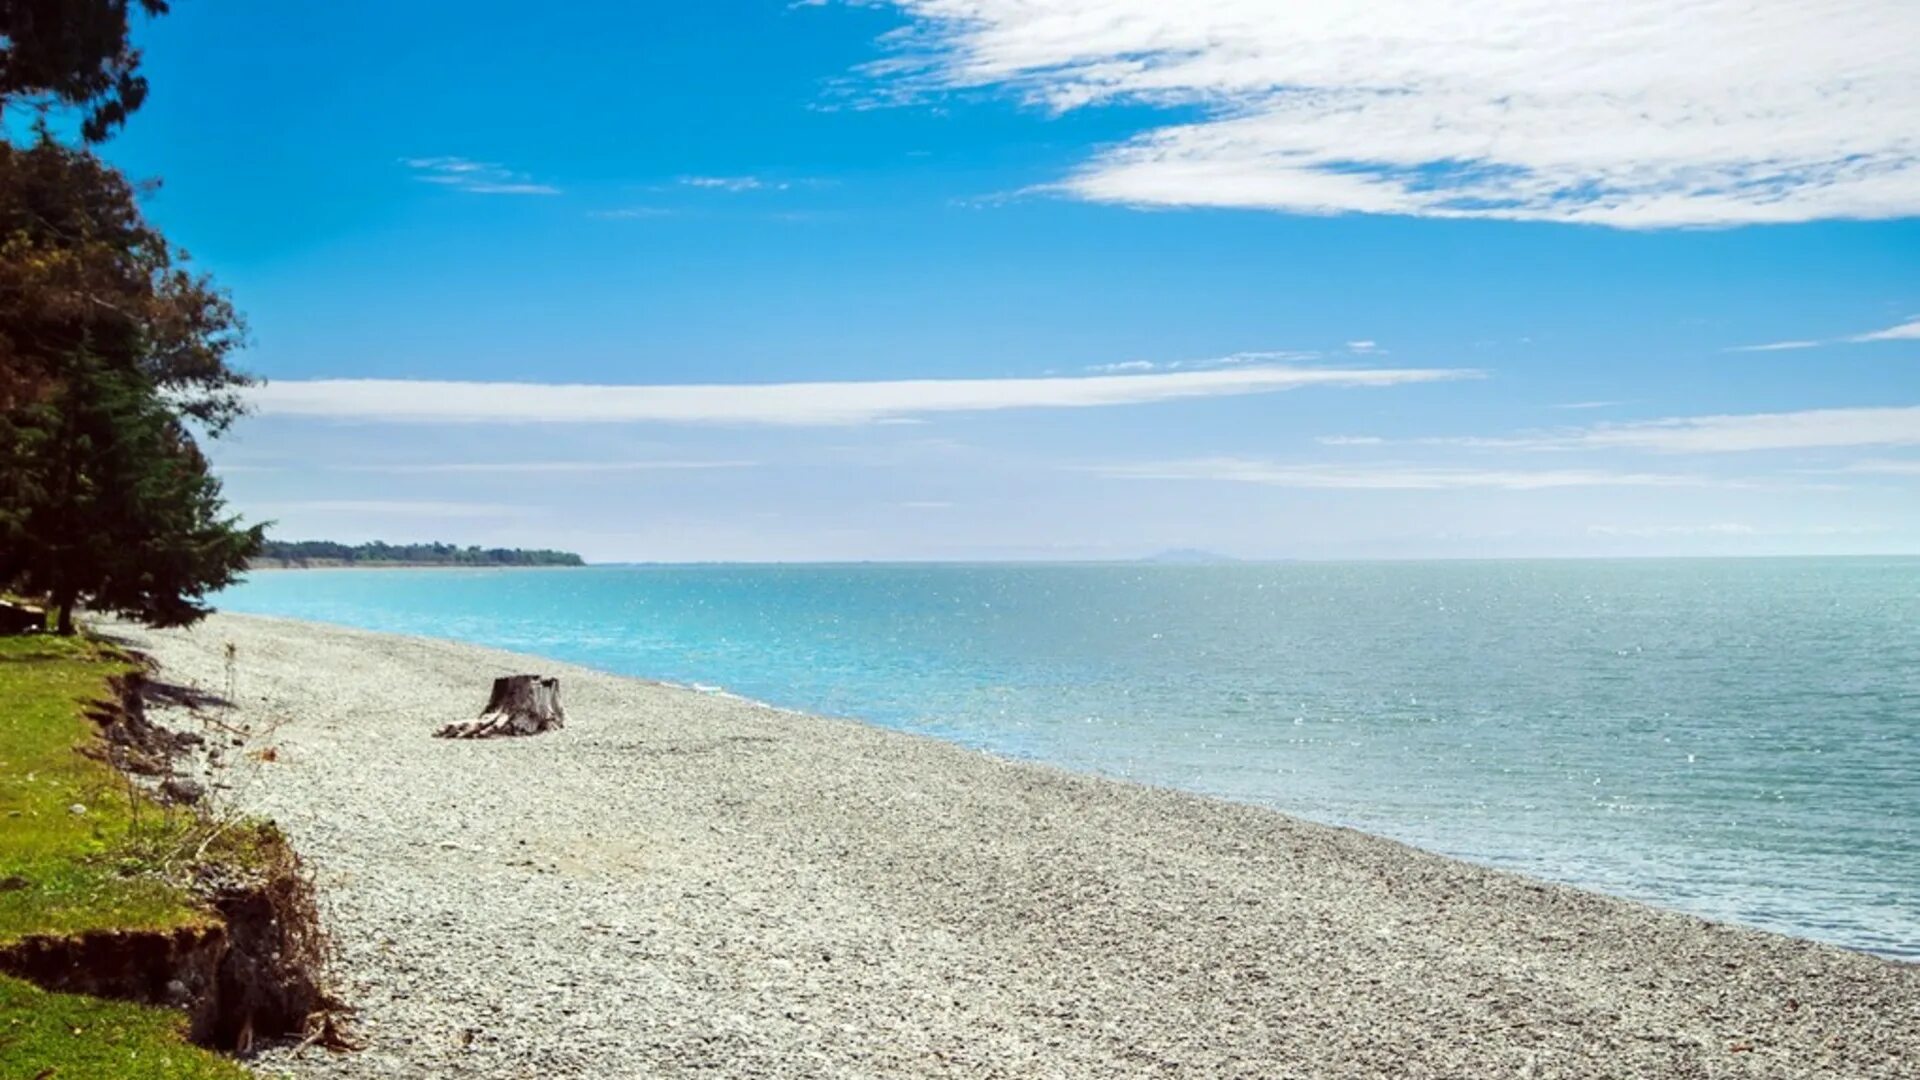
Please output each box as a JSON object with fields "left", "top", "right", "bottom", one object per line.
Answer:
{"left": 257, "top": 541, "right": 584, "bottom": 567}
{"left": 1, "top": 1, "right": 261, "bottom": 634}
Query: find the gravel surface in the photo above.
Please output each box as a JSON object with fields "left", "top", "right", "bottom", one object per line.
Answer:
{"left": 112, "top": 613, "right": 1918, "bottom": 1079}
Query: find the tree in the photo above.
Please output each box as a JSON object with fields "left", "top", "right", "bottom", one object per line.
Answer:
{"left": 4, "top": 346, "right": 260, "bottom": 633}
{"left": 0, "top": 127, "right": 249, "bottom": 426}
{"left": 1, "top": 0, "right": 170, "bottom": 142}
{"left": 0, "top": 134, "right": 259, "bottom": 633}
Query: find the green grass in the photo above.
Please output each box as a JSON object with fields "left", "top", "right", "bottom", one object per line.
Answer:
{"left": 0, "top": 974, "right": 249, "bottom": 1080}
{"left": 0, "top": 636, "right": 209, "bottom": 944}
{"left": 0, "top": 635, "right": 247, "bottom": 1079}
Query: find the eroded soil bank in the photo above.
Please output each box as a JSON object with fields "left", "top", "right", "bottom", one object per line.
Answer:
{"left": 0, "top": 664, "right": 331, "bottom": 1055}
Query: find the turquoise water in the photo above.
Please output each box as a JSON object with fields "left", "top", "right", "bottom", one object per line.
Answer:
{"left": 216, "top": 559, "right": 1919, "bottom": 959}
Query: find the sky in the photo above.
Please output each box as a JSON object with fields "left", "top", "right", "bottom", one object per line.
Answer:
{"left": 90, "top": 0, "right": 1920, "bottom": 561}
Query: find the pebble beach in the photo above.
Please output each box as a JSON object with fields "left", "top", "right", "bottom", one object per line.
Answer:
{"left": 113, "top": 612, "right": 1919, "bottom": 1079}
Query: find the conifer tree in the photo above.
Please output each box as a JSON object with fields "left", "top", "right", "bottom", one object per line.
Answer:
{"left": 0, "top": 135, "right": 259, "bottom": 633}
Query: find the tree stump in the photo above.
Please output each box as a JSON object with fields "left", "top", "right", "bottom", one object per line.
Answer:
{"left": 435, "top": 675, "right": 566, "bottom": 739}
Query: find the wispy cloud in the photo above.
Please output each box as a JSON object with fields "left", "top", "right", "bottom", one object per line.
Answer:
{"left": 1726, "top": 339, "right": 1822, "bottom": 353}
{"left": 1588, "top": 522, "right": 1876, "bottom": 537}
{"left": 680, "top": 175, "right": 789, "bottom": 192}
{"left": 1219, "top": 350, "right": 1321, "bottom": 365}
{"left": 1339, "top": 405, "right": 1920, "bottom": 454}
{"left": 1316, "top": 435, "right": 1385, "bottom": 446}
{"left": 254, "top": 500, "right": 517, "bottom": 517}
{"left": 332, "top": 460, "right": 758, "bottom": 475}
{"left": 249, "top": 364, "right": 1476, "bottom": 426}
{"left": 589, "top": 207, "right": 675, "bottom": 220}
{"left": 862, "top": 0, "right": 1920, "bottom": 227}
{"left": 404, "top": 156, "right": 559, "bottom": 195}
{"left": 1728, "top": 315, "right": 1920, "bottom": 352}
{"left": 1522, "top": 406, "right": 1920, "bottom": 454}
{"left": 1092, "top": 458, "right": 1723, "bottom": 490}
{"left": 1849, "top": 316, "right": 1920, "bottom": 343}
{"left": 1587, "top": 523, "right": 1757, "bottom": 537}
{"left": 1082, "top": 349, "right": 1319, "bottom": 374}
{"left": 1816, "top": 458, "right": 1920, "bottom": 476}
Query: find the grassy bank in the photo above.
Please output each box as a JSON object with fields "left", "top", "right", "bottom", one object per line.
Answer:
{"left": 0, "top": 634, "right": 247, "bottom": 1080}
{"left": 0, "top": 977, "right": 246, "bottom": 1079}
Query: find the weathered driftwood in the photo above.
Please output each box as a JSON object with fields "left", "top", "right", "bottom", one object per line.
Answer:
{"left": 435, "top": 675, "right": 566, "bottom": 739}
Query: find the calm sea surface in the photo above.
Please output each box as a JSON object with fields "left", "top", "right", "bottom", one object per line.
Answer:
{"left": 216, "top": 559, "right": 1919, "bottom": 958}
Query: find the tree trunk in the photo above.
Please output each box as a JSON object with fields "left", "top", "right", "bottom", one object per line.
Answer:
{"left": 435, "top": 675, "right": 566, "bottom": 739}
{"left": 52, "top": 586, "right": 76, "bottom": 636}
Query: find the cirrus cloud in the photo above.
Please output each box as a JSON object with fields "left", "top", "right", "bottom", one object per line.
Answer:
{"left": 1335, "top": 405, "right": 1920, "bottom": 454}
{"left": 1728, "top": 314, "right": 1920, "bottom": 352}
{"left": 404, "top": 156, "right": 559, "bottom": 196}
{"left": 1849, "top": 316, "right": 1920, "bottom": 343}
{"left": 1510, "top": 405, "right": 1920, "bottom": 453}
{"left": 247, "top": 363, "right": 1477, "bottom": 426}
{"left": 860, "top": 0, "right": 1920, "bottom": 227}
{"left": 1091, "top": 458, "right": 1726, "bottom": 490}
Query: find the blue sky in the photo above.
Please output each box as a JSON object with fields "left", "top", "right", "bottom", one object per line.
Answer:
{"left": 94, "top": 0, "right": 1920, "bottom": 560}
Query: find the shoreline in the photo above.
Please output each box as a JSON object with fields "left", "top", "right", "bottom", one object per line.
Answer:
{"left": 205, "top": 596, "right": 1918, "bottom": 963}
{"left": 113, "top": 612, "right": 1918, "bottom": 1077}
{"left": 244, "top": 563, "right": 586, "bottom": 571}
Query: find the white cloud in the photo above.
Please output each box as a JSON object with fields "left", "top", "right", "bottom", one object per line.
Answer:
{"left": 1373, "top": 405, "right": 1920, "bottom": 454}
{"left": 1849, "top": 316, "right": 1920, "bottom": 343}
{"left": 590, "top": 207, "right": 675, "bottom": 219}
{"left": 1316, "top": 435, "right": 1385, "bottom": 446}
{"left": 254, "top": 500, "right": 516, "bottom": 517}
{"left": 1822, "top": 458, "right": 1920, "bottom": 475}
{"left": 1218, "top": 350, "right": 1320, "bottom": 365}
{"left": 1729, "top": 314, "right": 1920, "bottom": 351}
{"left": 1726, "top": 339, "right": 1822, "bottom": 353}
{"left": 1092, "top": 458, "right": 1720, "bottom": 490}
{"left": 332, "top": 460, "right": 758, "bottom": 474}
{"left": 681, "top": 175, "right": 787, "bottom": 192}
{"left": 1588, "top": 523, "right": 1757, "bottom": 537}
{"left": 1535, "top": 406, "right": 1920, "bottom": 453}
{"left": 1084, "top": 349, "right": 1319, "bottom": 373}
{"left": 247, "top": 364, "right": 1477, "bottom": 426}
{"left": 1588, "top": 522, "right": 1876, "bottom": 537}
{"left": 1346, "top": 340, "right": 1379, "bottom": 353}
{"left": 404, "top": 157, "right": 559, "bottom": 195}
{"left": 864, "top": 0, "right": 1920, "bottom": 227}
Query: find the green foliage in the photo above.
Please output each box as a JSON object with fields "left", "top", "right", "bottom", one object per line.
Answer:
{"left": 0, "top": 18, "right": 272, "bottom": 1077}
{"left": 0, "top": 974, "right": 250, "bottom": 1080}
{"left": 0, "top": 135, "right": 259, "bottom": 632}
{"left": 3, "top": 350, "right": 262, "bottom": 631}
{"left": 0, "top": 0, "right": 172, "bottom": 143}
{"left": 259, "top": 539, "right": 586, "bottom": 567}
{"left": 0, "top": 133, "right": 250, "bottom": 429}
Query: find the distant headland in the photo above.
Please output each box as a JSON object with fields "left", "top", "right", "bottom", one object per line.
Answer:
{"left": 250, "top": 540, "right": 585, "bottom": 569}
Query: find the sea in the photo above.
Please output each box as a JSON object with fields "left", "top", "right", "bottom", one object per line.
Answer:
{"left": 215, "top": 558, "right": 1919, "bottom": 959}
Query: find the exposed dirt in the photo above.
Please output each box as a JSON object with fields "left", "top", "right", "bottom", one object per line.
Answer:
{"left": 0, "top": 663, "right": 337, "bottom": 1055}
